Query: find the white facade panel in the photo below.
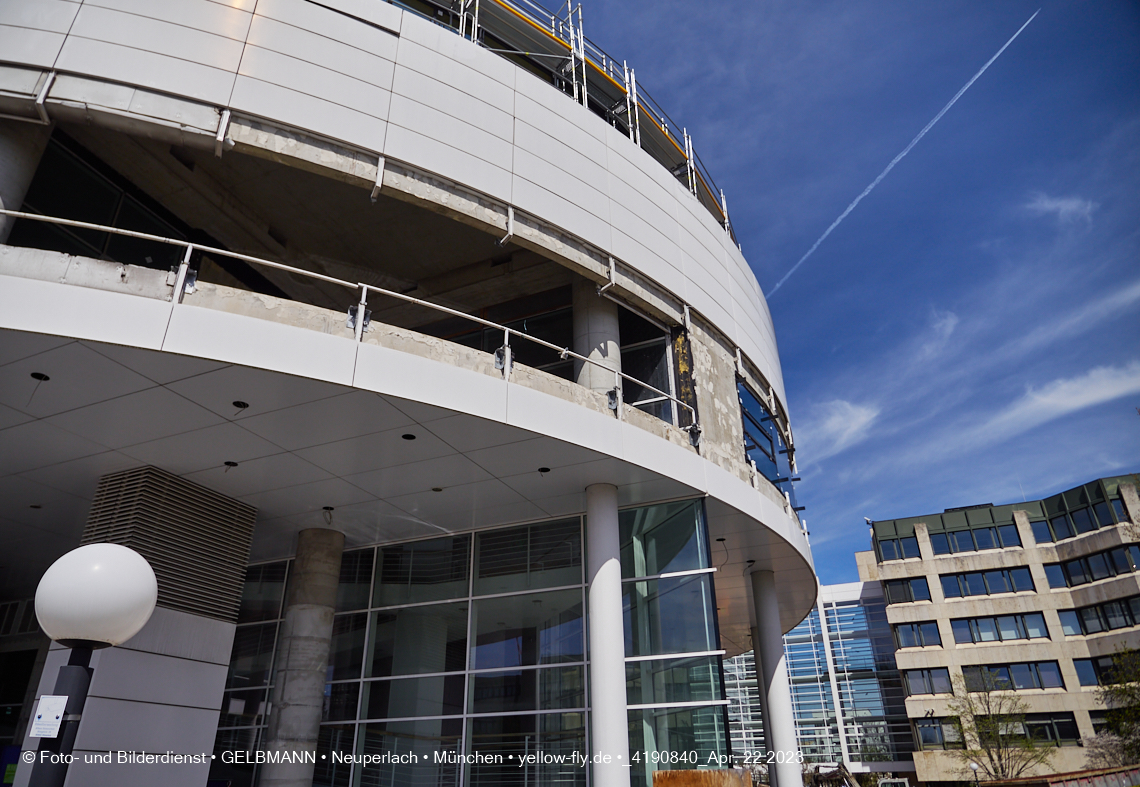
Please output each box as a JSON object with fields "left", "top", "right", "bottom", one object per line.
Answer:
{"left": 513, "top": 111, "right": 608, "bottom": 195}
{"left": 511, "top": 173, "right": 612, "bottom": 253}
{"left": 245, "top": 15, "right": 398, "bottom": 91}
{"left": 54, "top": 36, "right": 237, "bottom": 105}
{"left": 237, "top": 45, "right": 392, "bottom": 120}
{"left": 383, "top": 121, "right": 512, "bottom": 201}
{"left": 0, "top": 0, "right": 78, "bottom": 35}
{"left": 85, "top": 0, "right": 253, "bottom": 41}
{"left": 512, "top": 146, "right": 610, "bottom": 230}
{"left": 0, "top": 28, "right": 66, "bottom": 70}
{"left": 388, "top": 92, "right": 512, "bottom": 170}
{"left": 318, "top": 0, "right": 403, "bottom": 35}
{"left": 254, "top": 0, "right": 398, "bottom": 57}
{"left": 229, "top": 75, "right": 388, "bottom": 152}
{"left": 393, "top": 37, "right": 515, "bottom": 109}
{"left": 68, "top": 5, "right": 245, "bottom": 73}
{"left": 398, "top": 11, "right": 513, "bottom": 88}
{"left": 391, "top": 64, "right": 514, "bottom": 142}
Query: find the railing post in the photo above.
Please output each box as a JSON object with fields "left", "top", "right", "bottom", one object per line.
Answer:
{"left": 354, "top": 286, "right": 369, "bottom": 342}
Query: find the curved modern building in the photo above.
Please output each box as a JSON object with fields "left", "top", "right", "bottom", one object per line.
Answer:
{"left": 0, "top": 2, "right": 816, "bottom": 786}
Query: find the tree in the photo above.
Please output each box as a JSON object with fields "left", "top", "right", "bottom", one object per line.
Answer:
{"left": 944, "top": 671, "right": 1056, "bottom": 780}
{"left": 1096, "top": 648, "right": 1140, "bottom": 765}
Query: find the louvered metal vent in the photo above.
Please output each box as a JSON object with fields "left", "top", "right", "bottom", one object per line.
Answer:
{"left": 82, "top": 466, "right": 257, "bottom": 623}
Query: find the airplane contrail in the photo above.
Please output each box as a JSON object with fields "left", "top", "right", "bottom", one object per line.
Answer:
{"left": 768, "top": 9, "right": 1040, "bottom": 296}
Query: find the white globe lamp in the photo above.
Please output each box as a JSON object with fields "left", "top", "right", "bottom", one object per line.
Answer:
{"left": 35, "top": 543, "right": 158, "bottom": 648}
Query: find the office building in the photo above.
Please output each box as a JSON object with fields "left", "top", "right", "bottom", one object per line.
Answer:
{"left": 726, "top": 583, "right": 915, "bottom": 777}
{"left": 861, "top": 475, "right": 1140, "bottom": 783}
{"left": 0, "top": 1, "right": 817, "bottom": 786}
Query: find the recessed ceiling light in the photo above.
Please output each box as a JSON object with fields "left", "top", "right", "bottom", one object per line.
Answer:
{"left": 538, "top": 467, "right": 551, "bottom": 474}
{"left": 30, "top": 372, "right": 50, "bottom": 381}
{"left": 29, "top": 504, "right": 42, "bottom": 510}
{"left": 431, "top": 487, "right": 443, "bottom": 492}
{"left": 323, "top": 506, "right": 335, "bottom": 511}
{"left": 224, "top": 461, "right": 239, "bottom": 468}
{"left": 233, "top": 401, "right": 250, "bottom": 410}
{"left": 402, "top": 434, "right": 417, "bottom": 440}
{"left": 716, "top": 537, "right": 726, "bottom": 542}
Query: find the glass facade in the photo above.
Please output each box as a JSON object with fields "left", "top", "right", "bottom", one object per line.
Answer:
{"left": 215, "top": 500, "right": 728, "bottom": 787}
{"left": 724, "top": 583, "right": 913, "bottom": 771}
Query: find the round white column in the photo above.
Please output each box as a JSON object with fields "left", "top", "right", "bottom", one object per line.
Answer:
{"left": 586, "top": 483, "right": 631, "bottom": 787}
{"left": 573, "top": 276, "right": 621, "bottom": 394}
{"left": 0, "top": 120, "right": 51, "bottom": 244}
{"left": 750, "top": 570, "right": 803, "bottom": 787}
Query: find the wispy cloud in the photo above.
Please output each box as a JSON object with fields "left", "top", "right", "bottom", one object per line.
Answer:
{"left": 1025, "top": 192, "right": 1098, "bottom": 224}
{"left": 796, "top": 400, "right": 880, "bottom": 462}
{"left": 917, "top": 309, "right": 959, "bottom": 361}
{"left": 1003, "top": 279, "right": 1140, "bottom": 358}
{"left": 980, "top": 361, "right": 1140, "bottom": 442}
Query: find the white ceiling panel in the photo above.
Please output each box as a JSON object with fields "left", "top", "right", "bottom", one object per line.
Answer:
{"left": 84, "top": 342, "right": 229, "bottom": 384}
{"left": 344, "top": 453, "right": 493, "bottom": 498}
{"left": 0, "top": 330, "right": 73, "bottom": 367}
{"left": 119, "top": 422, "right": 285, "bottom": 475}
{"left": 423, "top": 413, "right": 535, "bottom": 453}
{"left": 46, "top": 386, "right": 226, "bottom": 449}
{"left": 239, "top": 390, "right": 414, "bottom": 452}
{"left": 165, "top": 364, "right": 347, "bottom": 419}
{"left": 0, "top": 474, "right": 92, "bottom": 535}
{"left": 239, "top": 477, "right": 377, "bottom": 520}
{"left": 387, "top": 478, "right": 528, "bottom": 531}
{"left": 0, "top": 402, "right": 33, "bottom": 431}
{"left": 530, "top": 491, "right": 586, "bottom": 518}
{"left": 294, "top": 422, "right": 456, "bottom": 476}
{"left": 184, "top": 452, "right": 333, "bottom": 497}
{"left": 0, "top": 342, "right": 156, "bottom": 418}
{"left": 0, "top": 419, "right": 109, "bottom": 477}
{"left": 466, "top": 436, "right": 606, "bottom": 478}
{"left": 20, "top": 451, "right": 142, "bottom": 500}
{"left": 381, "top": 395, "right": 456, "bottom": 425}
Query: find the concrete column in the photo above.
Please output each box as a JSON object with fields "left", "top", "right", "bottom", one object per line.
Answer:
{"left": 0, "top": 121, "right": 51, "bottom": 244}
{"left": 585, "top": 483, "right": 630, "bottom": 787}
{"left": 749, "top": 570, "right": 802, "bottom": 787}
{"left": 262, "top": 529, "right": 345, "bottom": 787}
{"left": 573, "top": 276, "right": 621, "bottom": 394}
{"left": 1121, "top": 483, "right": 1139, "bottom": 525}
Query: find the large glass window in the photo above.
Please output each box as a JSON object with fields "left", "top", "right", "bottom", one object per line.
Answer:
{"left": 471, "top": 589, "right": 584, "bottom": 668}
{"left": 474, "top": 520, "right": 581, "bottom": 595}
{"left": 624, "top": 574, "right": 717, "bottom": 658}
{"left": 367, "top": 602, "right": 469, "bottom": 678}
{"left": 628, "top": 705, "right": 729, "bottom": 787}
{"left": 374, "top": 535, "right": 470, "bottom": 606}
{"left": 619, "top": 500, "right": 706, "bottom": 578}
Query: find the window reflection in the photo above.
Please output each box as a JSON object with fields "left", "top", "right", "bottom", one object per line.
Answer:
{"left": 619, "top": 500, "right": 706, "bottom": 579}
{"left": 471, "top": 589, "right": 584, "bottom": 669}
{"left": 624, "top": 574, "right": 717, "bottom": 658}
{"left": 366, "top": 603, "right": 468, "bottom": 678}
{"left": 374, "top": 536, "right": 470, "bottom": 607}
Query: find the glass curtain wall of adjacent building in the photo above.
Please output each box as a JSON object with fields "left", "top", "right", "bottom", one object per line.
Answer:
{"left": 215, "top": 499, "right": 729, "bottom": 787}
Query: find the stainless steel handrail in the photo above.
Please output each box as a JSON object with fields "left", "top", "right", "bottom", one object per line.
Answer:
{"left": 0, "top": 209, "right": 699, "bottom": 431}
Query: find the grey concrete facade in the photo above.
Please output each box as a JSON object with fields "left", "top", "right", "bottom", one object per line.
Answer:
{"left": 862, "top": 476, "right": 1140, "bottom": 783}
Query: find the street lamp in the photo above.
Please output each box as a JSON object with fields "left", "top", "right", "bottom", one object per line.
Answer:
{"left": 970, "top": 761, "right": 981, "bottom": 786}
{"left": 27, "top": 543, "right": 158, "bottom": 787}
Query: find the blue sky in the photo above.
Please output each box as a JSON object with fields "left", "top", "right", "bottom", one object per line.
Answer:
{"left": 584, "top": 1, "right": 1140, "bottom": 583}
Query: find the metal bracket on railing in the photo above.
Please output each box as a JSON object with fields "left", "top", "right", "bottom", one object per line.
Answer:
{"left": 214, "top": 109, "right": 231, "bottom": 158}
{"left": 350, "top": 287, "right": 371, "bottom": 340}
{"left": 682, "top": 421, "right": 702, "bottom": 448}
{"left": 497, "top": 205, "right": 514, "bottom": 247}
{"left": 370, "top": 156, "right": 386, "bottom": 203}
{"left": 607, "top": 370, "right": 622, "bottom": 418}
{"left": 720, "top": 189, "right": 731, "bottom": 235}
{"left": 683, "top": 130, "right": 697, "bottom": 196}
{"left": 34, "top": 71, "right": 55, "bottom": 125}
{"left": 494, "top": 328, "right": 512, "bottom": 377}
{"left": 597, "top": 256, "right": 616, "bottom": 295}
{"left": 171, "top": 245, "right": 193, "bottom": 304}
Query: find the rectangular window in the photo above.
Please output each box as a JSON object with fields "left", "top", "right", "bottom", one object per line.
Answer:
{"left": 964, "top": 573, "right": 988, "bottom": 596}
{"left": 914, "top": 717, "right": 963, "bottom": 750}
{"left": 941, "top": 575, "right": 962, "bottom": 599}
{"left": 1074, "top": 659, "right": 1098, "bottom": 686}
{"left": 983, "top": 571, "right": 1009, "bottom": 594}
{"left": 1112, "top": 499, "right": 1127, "bottom": 521}
{"left": 474, "top": 520, "right": 582, "bottom": 595}
{"left": 951, "top": 619, "right": 973, "bottom": 644}
{"left": 1036, "top": 661, "right": 1064, "bottom": 688}
{"left": 974, "top": 617, "right": 999, "bottom": 642}
{"left": 905, "top": 668, "right": 951, "bottom": 695}
{"left": 375, "top": 535, "right": 471, "bottom": 607}
{"left": 1093, "top": 501, "right": 1114, "bottom": 526}
{"left": 1070, "top": 507, "right": 1095, "bottom": 534}
{"left": 1044, "top": 564, "right": 1067, "bottom": 589}
{"left": 1030, "top": 520, "right": 1053, "bottom": 543}
{"left": 1051, "top": 514, "right": 1074, "bottom": 540}
{"left": 879, "top": 539, "right": 899, "bottom": 561}
{"left": 1023, "top": 613, "right": 1048, "bottom": 639}
{"left": 1058, "top": 610, "right": 1082, "bottom": 636}
{"left": 1065, "top": 559, "right": 1089, "bottom": 586}
{"left": 1103, "top": 601, "right": 1132, "bottom": 630}
{"left": 949, "top": 531, "right": 975, "bottom": 553}
{"left": 1110, "top": 547, "right": 1133, "bottom": 574}
{"left": 996, "top": 616, "right": 1022, "bottom": 641}
{"left": 1024, "top": 713, "right": 1080, "bottom": 746}
{"left": 1087, "top": 553, "right": 1113, "bottom": 581}
{"left": 473, "top": 589, "right": 584, "bottom": 668}
{"left": 624, "top": 574, "right": 717, "bottom": 657}
{"left": 1010, "top": 663, "right": 1037, "bottom": 690}
{"left": 619, "top": 500, "right": 707, "bottom": 578}
{"left": 973, "top": 528, "right": 997, "bottom": 550}
{"left": 900, "top": 536, "right": 921, "bottom": 559}
{"left": 997, "top": 524, "right": 1021, "bottom": 547}
{"left": 1080, "top": 607, "right": 1105, "bottom": 634}
{"left": 930, "top": 533, "right": 951, "bottom": 555}
{"left": 1009, "top": 567, "right": 1034, "bottom": 592}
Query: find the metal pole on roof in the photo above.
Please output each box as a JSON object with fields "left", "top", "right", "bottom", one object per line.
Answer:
{"left": 577, "top": 5, "right": 588, "bottom": 108}
{"left": 630, "top": 68, "right": 641, "bottom": 146}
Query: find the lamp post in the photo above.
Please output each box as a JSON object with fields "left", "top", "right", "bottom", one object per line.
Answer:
{"left": 970, "top": 761, "right": 981, "bottom": 786}
{"left": 27, "top": 543, "right": 158, "bottom": 787}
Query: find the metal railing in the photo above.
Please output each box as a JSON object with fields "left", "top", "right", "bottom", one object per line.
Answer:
{"left": 0, "top": 209, "right": 700, "bottom": 439}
